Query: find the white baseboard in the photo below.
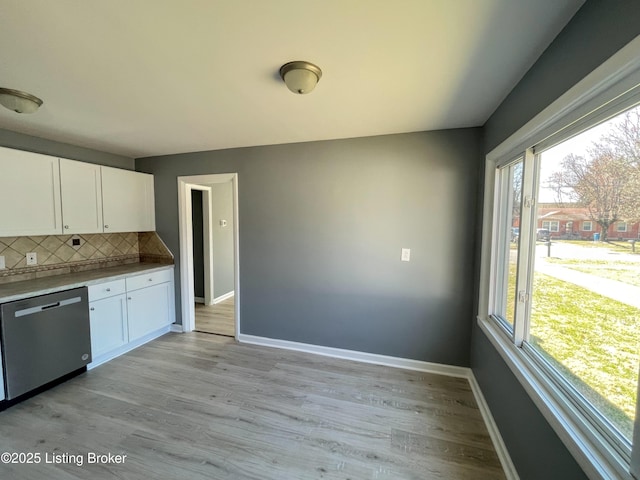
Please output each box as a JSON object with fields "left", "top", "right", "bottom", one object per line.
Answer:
{"left": 213, "top": 290, "right": 234, "bottom": 304}
{"left": 170, "top": 323, "right": 183, "bottom": 333}
{"left": 88, "top": 325, "right": 171, "bottom": 370}
{"left": 237, "top": 333, "right": 518, "bottom": 479}
{"left": 238, "top": 334, "right": 470, "bottom": 378}
{"left": 468, "top": 373, "right": 520, "bottom": 480}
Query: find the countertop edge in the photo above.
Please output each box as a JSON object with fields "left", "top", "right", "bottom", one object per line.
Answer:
{"left": 0, "top": 264, "right": 174, "bottom": 304}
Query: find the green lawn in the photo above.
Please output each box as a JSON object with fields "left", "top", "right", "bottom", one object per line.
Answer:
{"left": 529, "top": 273, "right": 640, "bottom": 439}
{"left": 559, "top": 239, "right": 638, "bottom": 254}
{"left": 501, "top": 246, "right": 640, "bottom": 438}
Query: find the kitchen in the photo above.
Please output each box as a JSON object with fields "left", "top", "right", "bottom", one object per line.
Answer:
{"left": 0, "top": 145, "right": 175, "bottom": 406}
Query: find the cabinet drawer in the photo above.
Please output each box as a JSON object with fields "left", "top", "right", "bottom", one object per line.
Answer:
{"left": 88, "top": 279, "right": 126, "bottom": 301}
{"left": 126, "top": 269, "right": 171, "bottom": 291}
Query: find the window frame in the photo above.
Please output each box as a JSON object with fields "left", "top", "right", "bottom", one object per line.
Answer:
{"left": 478, "top": 35, "right": 640, "bottom": 480}
{"left": 617, "top": 222, "right": 628, "bottom": 232}
{"left": 583, "top": 221, "right": 593, "bottom": 232}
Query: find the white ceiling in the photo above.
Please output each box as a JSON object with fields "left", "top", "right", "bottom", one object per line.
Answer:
{"left": 0, "top": 0, "right": 583, "bottom": 159}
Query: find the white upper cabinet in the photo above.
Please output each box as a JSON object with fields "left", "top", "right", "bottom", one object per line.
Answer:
{"left": 59, "top": 159, "right": 103, "bottom": 234}
{"left": 0, "top": 147, "right": 155, "bottom": 236}
{"left": 0, "top": 146, "right": 62, "bottom": 236}
{"left": 101, "top": 166, "right": 155, "bottom": 233}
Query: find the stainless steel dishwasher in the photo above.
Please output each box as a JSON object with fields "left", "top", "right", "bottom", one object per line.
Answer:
{"left": 0, "top": 287, "right": 92, "bottom": 400}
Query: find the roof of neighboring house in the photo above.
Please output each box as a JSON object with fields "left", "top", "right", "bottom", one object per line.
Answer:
{"left": 537, "top": 204, "right": 591, "bottom": 221}
{"left": 538, "top": 206, "right": 591, "bottom": 221}
{"left": 537, "top": 204, "right": 639, "bottom": 224}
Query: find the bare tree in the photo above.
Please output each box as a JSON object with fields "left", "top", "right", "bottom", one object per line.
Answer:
{"left": 549, "top": 153, "right": 638, "bottom": 241}
{"left": 596, "top": 107, "right": 640, "bottom": 166}
{"left": 548, "top": 106, "right": 640, "bottom": 241}
{"left": 512, "top": 161, "right": 523, "bottom": 221}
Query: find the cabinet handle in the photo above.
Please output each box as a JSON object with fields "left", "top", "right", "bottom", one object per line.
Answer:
{"left": 64, "top": 225, "right": 69, "bottom": 229}
{"left": 148, "top": 278, "right": 153, "bottom": 282}
{"left": 90, "top": 307, "right": 95, "bottom": 311}
{"left": 104, "top": 225, "right": 109, "bottom": 229}
{"left": 127, "top": 297, "right": 132, "bottom": 300}
{"left": 106, "top": 288, "right": 111, "bottom": 292}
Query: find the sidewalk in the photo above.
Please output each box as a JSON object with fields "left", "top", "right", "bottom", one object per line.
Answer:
{"left": 535, "top": 261, "right": 640, "bottom": 309}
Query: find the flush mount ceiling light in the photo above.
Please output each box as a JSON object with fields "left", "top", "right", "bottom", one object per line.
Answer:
{"left": 279, "top": 61, "right": 322, "bottom": 95}
{"left": 0, "top": 87, "right": 43, "bottom": 114}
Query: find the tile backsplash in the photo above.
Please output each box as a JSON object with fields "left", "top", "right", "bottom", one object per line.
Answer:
{"left": 0, "top": 232, "right": 173, "bottom": 284}
{"left": 138, "top": 232, "right": 174, "bottom": 264}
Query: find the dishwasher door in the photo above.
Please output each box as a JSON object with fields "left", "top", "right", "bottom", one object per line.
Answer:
{"left": 0, "top": 287, "right": 92, "bottom": 400}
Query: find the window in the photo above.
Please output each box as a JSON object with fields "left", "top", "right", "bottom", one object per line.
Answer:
{"left": 494, "top": 159, "right": 523, "bottom": 329}
{"left": 482, "top": 78, "right": 640, "bottom": 478}
{"left": 530, "top": 121, "right": 640, "bottom": 442}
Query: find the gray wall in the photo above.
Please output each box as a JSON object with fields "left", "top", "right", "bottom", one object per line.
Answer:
{"left": 0, "top": 127, "right": 133, "bottom": 169}
{"left": 484, "top": 0, "right": 640, "bottom": 153}
{"left": 474, "top": 1, "right": 640, "bottom": 478}
{"left": 210, "top": 181, "right": 234, "bottom": 298}
{"left": 191, "top": 190, "right": 205, "bottom": 298}
{"left": 137, "top": 129, "right": 482, "bottom": 366}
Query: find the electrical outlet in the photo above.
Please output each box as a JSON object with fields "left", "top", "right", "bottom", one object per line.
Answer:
{"left": 0, "top": 255, "right": 5, "bottom": 269}
{"left": 401, "top": 248, "right": 411, "bottom": 262}
{"left": 26, "top": 252, "right": 37, "bottom": 266}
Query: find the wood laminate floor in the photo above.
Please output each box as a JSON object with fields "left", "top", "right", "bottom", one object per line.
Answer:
{"left": 195, "top": 297, "right": 235, "bottom": 336}
{"left": 0, "top": 333, "right": 506, "bottom": 480}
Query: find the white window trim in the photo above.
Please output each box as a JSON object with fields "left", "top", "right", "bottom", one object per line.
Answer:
{"left": 583, "top": 221, "right": 593, "bottom": 232}
{"left": 617, "top": 222, "right": 628, "bottom": 232}
{"left": 478, "top": 34, "right": 640, "bottom": 480}
{"left": 543, "top": 220, "right": 560, "bottom": 232}
{"left": 478, "top": 317, "right": 630, "bottom": 479}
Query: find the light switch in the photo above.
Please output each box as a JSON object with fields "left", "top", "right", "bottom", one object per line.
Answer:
{"left": 401, "top": 248, "right": 411, "bottom": 262}
{"left": 0, "top": 255, "right": 5, "bottom": 269}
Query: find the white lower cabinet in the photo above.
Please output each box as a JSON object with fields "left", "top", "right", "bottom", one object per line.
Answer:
{"left": 127, "top": 282, "right": 171, "bottom": 342}
{"left": 89, "top": 294, "right": 128, "bottom": 358}
{"left": 88, "top": 267, "right": 174, "bottom": 368}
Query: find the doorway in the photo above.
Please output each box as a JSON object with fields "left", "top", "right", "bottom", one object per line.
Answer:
{"left": 177, "top": 174, "right": 239, "bottom": 337}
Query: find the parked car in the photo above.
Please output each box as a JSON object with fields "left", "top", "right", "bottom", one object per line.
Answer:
{"left": 536, "top": 228, "right": 550, "bottom": 241}
{"left": 511, "top": 227, "right": 519, "bottom": 243}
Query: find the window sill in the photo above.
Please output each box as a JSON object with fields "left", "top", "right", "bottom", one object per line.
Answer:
{"left": 477, "top": 315, "right": 631, "bottom": 480}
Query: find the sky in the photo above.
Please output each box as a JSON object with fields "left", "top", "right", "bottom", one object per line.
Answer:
{"left": 537, "top": 111, "right": 630, "bottom": 203}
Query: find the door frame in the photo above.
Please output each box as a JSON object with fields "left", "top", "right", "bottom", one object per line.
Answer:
{"left": 177, "top": 173, "right": 239, "bottom": 337}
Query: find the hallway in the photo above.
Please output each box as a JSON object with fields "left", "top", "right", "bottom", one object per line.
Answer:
{"left": 195, "top": 296, "right": 235, "bottom": 336}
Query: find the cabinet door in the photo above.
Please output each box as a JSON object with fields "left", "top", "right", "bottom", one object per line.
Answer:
{"left": 101, "top": 167, "right": 155, "bottom": 233}
{"left": 127, "top": 282, "right": 171, "bottom": 342}
{"left": 89, "top": 294, "right": 128, "bottom": 358}
{"left": 0, "top": 147, "right": 62, "bottom": 236}
{"left": 60, "top": 159, "right": 103, "bottom": 234}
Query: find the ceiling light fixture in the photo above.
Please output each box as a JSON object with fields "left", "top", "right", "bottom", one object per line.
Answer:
{"left": 279, "top": 61, "right": 322, "bottom": 95}
{"left": 0, "top": 88, "right": 43, "bottom": 114}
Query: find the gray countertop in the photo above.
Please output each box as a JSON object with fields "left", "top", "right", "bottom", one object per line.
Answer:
{"left": 0, "top": 263, "right": 174, "bottom": 304}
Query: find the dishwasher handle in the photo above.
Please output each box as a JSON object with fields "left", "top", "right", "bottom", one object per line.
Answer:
{"left": 41, "top": 301, "right": 61, "bottom": 310}
{"left": 14, "top": 296, "right": 82, "bottom": 318}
